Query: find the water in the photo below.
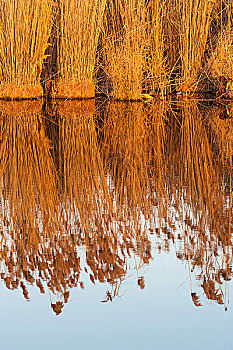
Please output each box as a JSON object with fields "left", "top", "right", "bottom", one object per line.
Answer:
{"left": 0, "top": 98, "right": 232, "bottom": 349}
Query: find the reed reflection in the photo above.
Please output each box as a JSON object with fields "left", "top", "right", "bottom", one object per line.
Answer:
{"left": 0, "top": 99, "right": 232, "bottom": 314}
{"left": 99, "top": 99, "right": 233, "bottom": 308}
{"left": 166, "top": 100, "right": 233, "bottom": 308}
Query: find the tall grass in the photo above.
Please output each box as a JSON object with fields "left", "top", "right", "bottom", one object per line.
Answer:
{"left": 144, "top": 0, "right": 167, "bottom": 95}
{"left": 0, "top": 0, "right": 231, "bottom": 99}
{"left": 0, "top": 0, "right": 53, "bottom": 99}
{"left": 102, "top": 0, "right": 148, "bottom": 100}
{"left": 55, "top": 0, "right": 106, "bottom": 98}
{"left": 210, "top": 29, "right": 233, "bottom": 79}
{"left": 175, "top": 0, "right": 214, "bottom": 93}
{"left": 205, "top": 2, "right": 233, "bottom": 93}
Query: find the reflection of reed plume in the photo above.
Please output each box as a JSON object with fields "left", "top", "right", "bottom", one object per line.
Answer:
{"left": 0, "top": 103, "right": 67, "bottom": 304}
{"left": 99, "top": 99, "right": 233, "bottom": 307}
{"left": 0, "top": 99, "right": 232, "bottom": 312}
{"left": 0, "top": 102, "right": 86, "bottom": 314}
{"left": 56, "top": 101, "right": 153, "bottom": 285}
{"left": 165, "top": 101, "right": 233, "bottom": 307}
{"left": 0, "top": 101, "right": 153, "bottom": 314}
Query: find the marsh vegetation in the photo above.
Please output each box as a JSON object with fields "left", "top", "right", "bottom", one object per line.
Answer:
{"left": 0, "top": 0, "right": 233, "bottom": 99}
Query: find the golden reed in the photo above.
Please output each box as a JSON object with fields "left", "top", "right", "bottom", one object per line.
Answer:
{"left": 0, "top": 0, "right": 231, "bottom": 99}
{"left": 0, "top": 0, "right": 53, "bottom": 99}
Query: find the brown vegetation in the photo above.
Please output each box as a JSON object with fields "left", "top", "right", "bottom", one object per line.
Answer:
{"left": 54, "top": 0, "right": 106, "bottom": 98}
{"left": 0, "top": 99, "right": 232, "bottom": 311}
{"left": 0, "top": 0, "right": 233, "bottom": 99}
{"left": 0, "top": 0, "right": 53, "bottom": 99}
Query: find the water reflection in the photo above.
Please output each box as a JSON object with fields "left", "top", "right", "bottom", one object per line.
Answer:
{"left": 0, "top": 98, "right": 232, "bottom": 314}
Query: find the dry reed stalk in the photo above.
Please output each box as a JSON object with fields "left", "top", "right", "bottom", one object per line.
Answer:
{"left": 0, "top": 0, "right": 53, "bottom": 99}
{"left": 0, "top": 83, "right": 43, "bottom": 100}
{"left": 102, "top": 0, "right": 148, "bottom": 100}
{"left": 55, "top": 0, "right": 106, "bottom": 99}
{"left": 163, "top": 1, "right": 180, "bottom": 84}
{"left": 0, "top": 100, "right": 42, "bottom": 116}
{"left": 208, "top": 28, "right": 233, "bottom": 95}
{"left": 54, "top": 80, "right": 95, "bottom": 99}
{"left": 144, "top": 0, "right": 168, "bottom": 95}
{"left": 175, "top": 0, "right": 214, "bottom": 93}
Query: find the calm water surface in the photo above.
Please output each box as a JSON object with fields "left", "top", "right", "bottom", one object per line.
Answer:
{"left": 0, "top": 98, "right": 232, "bottom": 349}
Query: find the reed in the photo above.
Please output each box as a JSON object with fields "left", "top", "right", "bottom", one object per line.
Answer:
{"left": 175, "top": 0, "right": 214, "bottom": 93}
{"left": 163, "top": 1, "right": 180, "bottom": 84}
{"left": 55, "top": 0, "right": 107, "bottom": 99}
{"left": 0, "top": 0, "right": 53, "bottom": 99}
{"left": 102, "top": 0, "right": 148, "bottom": 100}
{"left": 144, "top": 0, "right": 168, "bottom": 96}
{"left": 208, "top": 28, "right": 233, "bottom": 95}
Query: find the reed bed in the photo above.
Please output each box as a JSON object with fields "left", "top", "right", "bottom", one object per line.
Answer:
{"left": 175, "top": 0, "right": 214, "bottom": 93}
{"left": 100, "top": 0, "right": 230, "bottom": 98}
{"left": 144, "top": 0, "right": 168, "bottom": 95}
{"left": 0, "top": 0, "right": 232, "bottom": 99}
{"left": 55, "top": 0, "right": 107, "bottom": 99}
{"left": 0, "top": 0, "right": 53, "bottom": 99}
{"left": 208, "top": 28, "right": 233, "bottom": 95}
{"left": 101, "top": 0, "right": 168, "bottom": 99}
{"left": 102, "top": 0, "right": 150, "bottom": 100}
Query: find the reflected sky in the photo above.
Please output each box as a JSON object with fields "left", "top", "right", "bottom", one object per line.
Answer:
{"left": 0, "top": 98, "right": 232, "bottom": 349}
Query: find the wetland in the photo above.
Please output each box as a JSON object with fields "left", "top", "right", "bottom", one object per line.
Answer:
{"left": 0, "top": 98, "right": 232, "bottom": 349}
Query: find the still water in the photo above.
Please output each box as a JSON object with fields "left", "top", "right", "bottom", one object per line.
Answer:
{"left": 0, "top": 98, "right": 232, "bottom": 349}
